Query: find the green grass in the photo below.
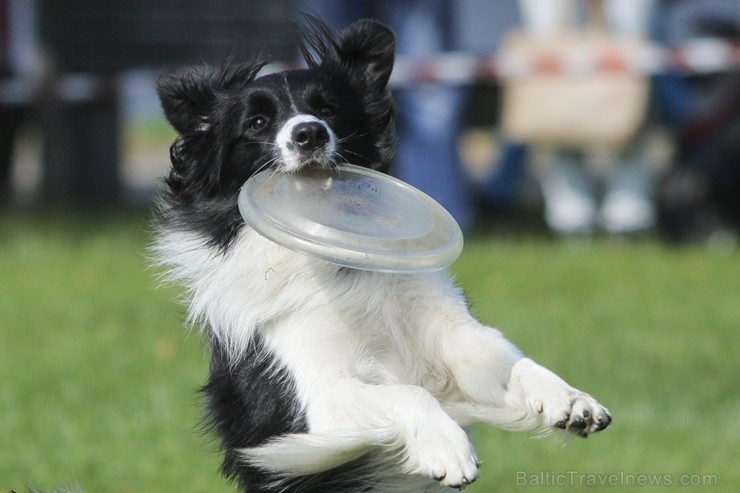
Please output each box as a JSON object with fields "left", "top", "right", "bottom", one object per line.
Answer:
{"left": 1, "top": 212, "right": 738, "bottom": 492}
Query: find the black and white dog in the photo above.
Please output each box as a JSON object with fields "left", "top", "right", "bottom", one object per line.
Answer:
{"left": 153, "top": 18, "right": 611, "bottom": 493}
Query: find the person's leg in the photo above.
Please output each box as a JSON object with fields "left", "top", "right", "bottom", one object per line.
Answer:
{"left": 600, "top": 146, "right": 656, "bottom": 234}
{"left": 540, "top": 150, "right": 597, "bottom": 235}
{"left": 604, "top": 0, "right": 656, "bottom": 39}
{"left": 381, "top": 0, "right": 474, "bottom": 229}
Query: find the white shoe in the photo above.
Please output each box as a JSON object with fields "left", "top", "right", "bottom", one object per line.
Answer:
{"left": 541, "top": 160, "right": 596, "bottom": 234}
{"left": 600, "top": 163, "right": 655, "bottom": 234}
{"left": 601, "top": 192, "right": 655, "bottom": 233}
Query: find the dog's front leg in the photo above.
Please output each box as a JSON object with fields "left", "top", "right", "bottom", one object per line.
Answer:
{"left": 408, "top": 274, "right": 612, "bottom": 437}
{"left": 434, "top": 316, "right": 610, "bottom": 437}
{"left": 314, "top": 382, "right": 482, "bottom": 488}
{"left": 241, "top": 380, "right": 481, "bottom": 488}
{"left": 439, "top": 320, "right": 612, "bottom": 436}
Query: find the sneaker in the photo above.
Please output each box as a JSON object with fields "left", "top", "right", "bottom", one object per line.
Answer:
{"left": 601, "top": 191, "right": 655, "bottom": 233}
{"left": 600, "top": 163, "right": 656, "bottom": 234}
{"left": 541, "top": 159, "right": 596, "bottom": 234}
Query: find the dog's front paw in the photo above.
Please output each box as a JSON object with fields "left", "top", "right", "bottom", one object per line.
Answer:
{"left": 510, "top": 358, "right": 612, "bottom": 437}
{"left": 549, "top": 390, "right": 612, "bottom": 437}
{"left": 402, "top": 419, "right": 480, "bottom": 489}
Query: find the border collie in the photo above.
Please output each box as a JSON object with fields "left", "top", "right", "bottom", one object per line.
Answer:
{"left": 153, "top": 18, "right": 612, "bottom": 492}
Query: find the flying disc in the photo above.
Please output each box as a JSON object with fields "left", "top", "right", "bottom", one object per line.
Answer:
{"left": 238, "top": 164, "right": 463, "bottom": 273}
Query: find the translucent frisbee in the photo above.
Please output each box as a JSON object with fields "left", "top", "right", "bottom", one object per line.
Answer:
{"left": 238, "top": 164, "right": 463, "bottom": 273}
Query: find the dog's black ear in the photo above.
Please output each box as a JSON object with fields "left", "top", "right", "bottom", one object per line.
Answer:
{"left": 157, "top": 62, "right": 264, "bottom": 135}
{"left": 335, "top": 20, "right": 396, "bottom": 88}
{"left": 300, "top": 17, "right": 396, "bottom": 89}
{"left": 156, "top": 67, "right": 216, "bottom": 135}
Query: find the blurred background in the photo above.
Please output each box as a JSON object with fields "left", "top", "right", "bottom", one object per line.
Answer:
{"left": 1, "top": 1, "right": 739, "bottom": 492}
{"left": 1, "top": 0, "right": 739, "bottom": 242}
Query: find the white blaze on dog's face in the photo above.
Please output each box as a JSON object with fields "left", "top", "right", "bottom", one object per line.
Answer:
{"left": 275, "top": 114, "right": 337, "bottom": 173}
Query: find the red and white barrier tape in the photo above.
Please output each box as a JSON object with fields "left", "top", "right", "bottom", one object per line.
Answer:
{"left": 389, "top": 38, "right": 740, "bottom": 84}
{"left": 1, "top": 38, "right": 738, "bottom": 104}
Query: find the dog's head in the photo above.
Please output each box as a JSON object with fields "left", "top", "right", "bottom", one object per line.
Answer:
{"left": 156, "top": 19, "right": 396, "bottom": 234}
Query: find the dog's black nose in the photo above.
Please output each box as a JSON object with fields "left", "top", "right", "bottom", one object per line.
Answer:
{"left": 292, "top": 122, "right": 329, "bottom": 151}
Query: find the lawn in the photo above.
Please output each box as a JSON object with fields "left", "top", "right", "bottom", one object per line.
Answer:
{"left": 1, "top": 211, "right": 737, "bottom": 492}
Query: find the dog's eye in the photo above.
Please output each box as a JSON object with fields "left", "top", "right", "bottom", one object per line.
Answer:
{"left": 319, "top": 106, "right": 334, "bottom": 118}
{"left": 249, "top": 116, "right": 268, "bottom": 131}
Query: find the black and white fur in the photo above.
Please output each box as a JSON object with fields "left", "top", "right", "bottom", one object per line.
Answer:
{"left": 153, "top": 18, "right": 612, "bottom": 493}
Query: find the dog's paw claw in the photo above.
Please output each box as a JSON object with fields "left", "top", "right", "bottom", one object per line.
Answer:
{"left": 593, "top": 411, "right": 613, "bottom": 432}
{"left": 570, "top": 417, "right": 588, "bottom": 431}
{"left": 555, "top": 395, "right": 611, "bottom": 437}
{"left": 445, "top": 469, "right": 479, "bottom": 490}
